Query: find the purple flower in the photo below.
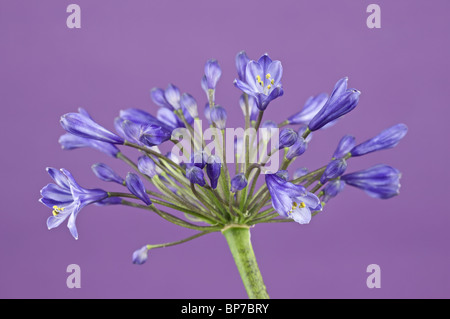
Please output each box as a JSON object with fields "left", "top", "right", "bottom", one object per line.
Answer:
{"left": 180, "top": 93, "right": 199, "bottom": 118}
{"left": 286, "top": 137, "right": 307, "bottom": 160}
{"left": 138, "top": 155, "right": 157, "bottom": 178}
{"left": 206, "top": 155, "right": 222, "bottom": 189}
{"left": 266, "top": 172, "right": 321, "bottom": 224}
{"left": 234, "top": 53, "right": 284, "bottom": 111}
{"left": 279, "top": 128, "right": 298, "bottom": 149}
{"left": 204, "top": 59, "right": 222, "bottom": 90}
{"left": 231, "top": 173, "right": 248, "bottom": 192}
{"left": 341, "top": 164, "right": 401, "bottom": 199}
{"left": 126, "top": 173, "right": 152, "bottom": 205}
{"left": 151, "top": 84, "right": 181, "bottom": 110}
{"left": 322, "top": 180, "right": 345, "bottom": 203}
{"left": 332, "top": 135, "right": 355, "bottom": 159}
{"left": 288, "top": 93, "right": 328, "bottom": 125}
{"left": 92, "top": 163, "right": 124, "bottom": 184}
{"left": 210, "top": 105, "right": 227, "bottom": 130}
{"left": 59, "top": 133, "right": 120, "bottom": 158}
{"left": 350, "top": 124, "right": 408, "bottom": 157}
{"left": 189, "top": 151, "right": 208, "bottom": 169}
{"left": 308, "top": 77, "right": 361, "bottom": 131}
{"left": 186, "top": 166, "right": 206, "bottom": 187}
{"left": 119, "top": 108, "right": 173, "bottom": 132}
{"left": 293, "top": 167, "right": 308, "bottom": 180}
{"left": 235, "top": 51, "right": 250, "bottom": 81}
{"left": 132, "top": 245, "right": 149, "bottom": 265}
{"left": 119, "top": 120, "right": 172, "bottom": 147}
{"left": 320, "top": 158, "right": 347, "bottom": 184}
{"left": 39, "top": 168, "right": 108, "bottom": 240}
{"left": 60, "top": 109, "right": 124, "bottom": 144}
{"left": 239, "top": 94, "right": 259, "bottom": 122}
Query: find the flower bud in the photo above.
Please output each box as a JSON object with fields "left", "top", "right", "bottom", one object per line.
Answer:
{"left": 137, "top": 156, "right": 157, "bottom": 178}
{"left": 186, "top": 166, "right": 206, "bottom": 187}
{"left": 126, "top": 173, "right": 152, "bottom": 205}
{"left": 132, "top": 245, "right": 149, "bottom": 265}
{"left": 204, "top": 59, "right": 222, "bottom": 90}
{"left": 279, "top": 128, "right": 298, "bottom": 149}
{"left": 92, "top": 163, "right": 124, "bottom": 184}
{"left": 206, "top": 155, "right": 222, "bottom": 189}
{"left": 231, "top": 173, "right": 248, "bottom": 192}
{"left": 210, "top": 106, "right": 227, "bottom": 130}
{"left": 332, "top": 135, "right": 355, "bottom": 159}
{"left": 320, "top": 158, "right": 347, "bottom": 184}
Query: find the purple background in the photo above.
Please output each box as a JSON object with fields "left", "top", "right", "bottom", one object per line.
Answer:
{"left": 1, "top": 0, "right": 449, "bottom": 299}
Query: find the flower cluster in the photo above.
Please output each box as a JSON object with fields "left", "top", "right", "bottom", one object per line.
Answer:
{"left": 40, "top": 51, "right": 407, "bottom": 265}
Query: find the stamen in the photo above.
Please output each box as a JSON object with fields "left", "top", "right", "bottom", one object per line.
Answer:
{"left": 299, "top": 202, "right": 306, "bottom": 208}
{"left": 267, "top": 85, "right": 272, "bottom": 90}
{"left": 52, "top": 206, "right": 65, "bottom": 216}
{"left": 266, "top": 73, "right": 271, "bottom": 79}
{"left": 271, "top": 79, "right": 274, "bottom": 85}
{"left": 256, "top": 75, "right": 261, "bottom": 82}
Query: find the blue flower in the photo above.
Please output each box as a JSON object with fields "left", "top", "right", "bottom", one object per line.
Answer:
{"left": 119, "top": 108, "right": 174, "bottom": 132}
{"left": 126, "top": 173, "right": 152, "bottom": 205}
{"left": 320, "top": 158, "right": 347, "bottom": 184}
{"left": 138, "top": 155, "right": 157, "bottom": 178}
{"left": 234, "top": 53, "right": 283, "bottom": 111}
{"left": 308, "top": 77, "right": 361, "bottom": 131}
{"left": 150, "top": 84, "right": 181, "bottom": 110}
{"left": 39, "top": 168, "right": 108, "bottom": 240}
{"left": 180, "top": 93, "right": 199, "bottom": 118}
{"left": 204, "top": 59, "right": 222, "bottom": 90}
{"left": 231, "top": 173, "right": 248, "bottom": 192}
{"left": 92, "top": 163, "right": 124, "bottom": 184}
{"left": 186, "top": 166, "right": 206, "bottom": 187}
{"left": 118, "top": 119, "right": 172, "bottom": 147}
{"left": 239, "top": 94, "right": 259, "bottom": 122}
{"left": 279, "top": 128, "right": 298, "bottom": 149}
{"left": 322, "top": 180, "right": 345, "bottom": 203}
{"left": 266, "top": 172, "right": 321, "bottom": 224}
{"left": 350, "top": 123, "right": 408, "bottom": 157}
{"left": 286, "top": 137, "right": 307, "bottom": 160}
{"left": 210, "top": 105, "right": 227, "bottom": 130}
{"left": 341, "top": 164, "right": 401, "bottom": 199}
{"left": 60, "top": 109, "right": 124, "bottom": 144}
{"left": 206, "top": 155, "right": 222, "bottom": 189}
{"left": 132, "top": 245, "right": 150, "bottom": 265}
{"left": 59, "top": 133, "right": 120, "bottom": 158}
{"left": 332, "top": 135, "right": 355, "bottom": 159}
{"left": 288, "top": 93, "right": 328, "bottom": 125}
{"left": 235, "top": 51, "right": 250, "bottom": 81}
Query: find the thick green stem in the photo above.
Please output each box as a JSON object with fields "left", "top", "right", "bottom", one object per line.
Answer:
{"left": 222, "top": 226, "right": 269, "bottom": 299}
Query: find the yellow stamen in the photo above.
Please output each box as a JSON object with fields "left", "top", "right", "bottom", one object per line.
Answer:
{"left": 259, "top": 80, "right": 264, "bottom": 86}
{"left": 271, "top": 79, "right": 274, "bottom": 85}
{"left": 267, "top": 84, "right": 272, "bottom": 90}
{"left": 266, "top": 73, "right": 271, "bottom": 79}
{"left": 52, "top": 206, "right": 65, "bottom": 216}
{"left": 299, "top": 202, "right": 306, "bottom": 208}
{"left": 256, "top": 75, "right": 261, "bottom": 82}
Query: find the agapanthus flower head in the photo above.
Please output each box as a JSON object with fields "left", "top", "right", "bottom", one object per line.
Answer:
{"left": 204, "top": 59, "right": 222, "bottom": 90}
{"left": 320, "top": 158, "right": 348, "bottom": 184}
{"left": 350, "top": 123, "right": 408, "bottom": 157}
{"left": 40, "top": 167, "right": 108, "bottom": 240}
{"left": 180, "top": 93, "right": 199, "bottom": 118}
{"left": 235, "top": 50, "right": 250, "bottom": 81}
{"left": 239, "top": 94, "right": 259, "bottom": 122}
{"left": 279, "top": 128, "right": 298, "bottom": 149}
{"left": 332, "top": 135, "right": 356, "bottom": 159}
{"left": 60, "top": 109, "right": 124, "bottom": 144}
{"left": 137, "top": 155, "right": 157, "bottom": 178}
{"left": 151, "top": 84, "right": 181, "bottom": 110}
{"left": 206, "top": 155, "right": 222, "bottom": 189}
{"left": 210, "top": 105, "right": 227, "bottom": 130}
{"left": 308, "top": 77, "right": 361, "bottom": 131}
{"left": 286, "top": 137, "right": 307, "bottom": 160}
{"left": 92, "top": 163, "right": 124, "bottom": 184}
{"left": 341, "top": 164, "right": 401, "bottom": 199}
{"left": 132, "top": 245, "right": 150, "bottom": 265}
{"left": 288, "top": 93, "right": 328, "bottom": 125}
{"left": 231, "top": 173, "right": 248, "bottom": 192}
{"left": 234, "top": 53, "right": 283, "bottom": 111}
{"left": 186, "top": 166, "right": 206, "bottom": 187}
{"left": 126, "top": 173, "right": 152, "bottom": 205}
{"left": 322, "top": 180, "right": 345, "bottom": 203}
{"left": 59, "top": 133, "right": 120, "bottom": 158}
{"left": 265, "top": 172, "right": 321, "bottom": 224}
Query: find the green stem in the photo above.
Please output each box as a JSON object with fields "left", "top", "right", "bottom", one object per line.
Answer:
{"left": 222, "top": 226, "right": 269, "bottom": 299}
